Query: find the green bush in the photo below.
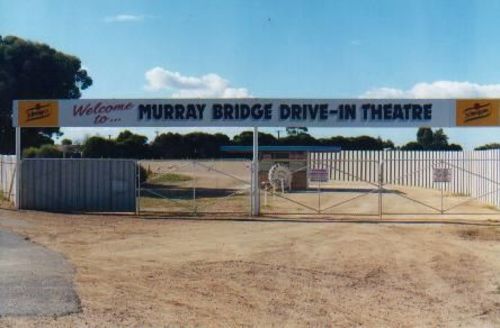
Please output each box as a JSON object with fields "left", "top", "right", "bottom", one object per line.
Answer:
{"left": 22, "top": 144, "right": 62, "bottom": 158}
{"left": 61, "top": 138, "right": 72, "bottom": 146}
{"left": 138, "top": 165, "right": 149, "bottom": 183}
{"left": 23, "top": 147, "right": 40, "bottom": 158}
{"left": 37, "top": 144, "right": 62, "bottom": 158}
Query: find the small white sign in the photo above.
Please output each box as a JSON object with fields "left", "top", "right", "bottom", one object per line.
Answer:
{"left": 433, "top": 168, "right": 452, "bottom": 183}
{"left": 310, "top": 169, "right": 329, "bottom": 182}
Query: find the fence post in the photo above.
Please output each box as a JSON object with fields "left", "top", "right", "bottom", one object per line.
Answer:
{"left": 440, "top": 185, "right": 444, "bottom": 214}
{"left": 251, "top": 126, "right": 260, "bottom": 216}
{"left": 15, "top": 127, "right": 21, "bottom": 210}
{"left": 378, "top": 156, "right": 384, "bottom": 219}
{"left": 136, "top": 161, "right": 141, "bottom": 215}
{"left": 192, "top": 160, "right": 197, "bottom": 215}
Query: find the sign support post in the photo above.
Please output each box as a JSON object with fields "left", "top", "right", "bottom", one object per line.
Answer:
{"left": 251, "top": 126, "right": 259, "bottom": 216}
{"left": 15, "top": 127, "right": 21, "bottom": 209}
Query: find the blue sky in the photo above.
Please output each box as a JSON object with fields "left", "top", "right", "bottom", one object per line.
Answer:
{"left": 1, "top": 0, "right": 500, "bottom": 149}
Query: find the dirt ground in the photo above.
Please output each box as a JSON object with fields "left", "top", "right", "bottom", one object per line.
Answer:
{"left": 0, "top": 209, "right": 498, "bottom": 327}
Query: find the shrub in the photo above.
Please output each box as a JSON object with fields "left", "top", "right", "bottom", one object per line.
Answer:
{"left": 37, "top": 144, "right": 62, "bottom": 158}
{"left": 22, "top": 144, "right": 62, "bottom": 158}
{"left": 23, "top": 147, "right": 40, "bottom": 158}
{"left": 137, "top": 165, "right": 149, "bottom": 183}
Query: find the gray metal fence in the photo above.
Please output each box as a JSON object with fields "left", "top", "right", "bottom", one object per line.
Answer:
{"left": 20, "top": 159, "right": 137, "bottom": 212}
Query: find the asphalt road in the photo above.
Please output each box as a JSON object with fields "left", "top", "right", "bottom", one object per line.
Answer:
{"left": 0, "top": 228, "right": 80, "bottom": 316}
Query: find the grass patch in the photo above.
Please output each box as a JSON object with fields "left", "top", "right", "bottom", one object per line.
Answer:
{"left": 149, "top": 173, "right": 192, "bottom": 184}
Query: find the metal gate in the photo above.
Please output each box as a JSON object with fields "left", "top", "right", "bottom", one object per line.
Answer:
{"left": 262, "top": 150, "right": 500, "bottom": 217}
{"left": 138, "top": 159, "right": 251, "bottom": 215}
{"left": 381, "top": 151, "right": 500, "bottom": 216}
{"left": 259, "top": 156, "right": 382, "bottom": 216}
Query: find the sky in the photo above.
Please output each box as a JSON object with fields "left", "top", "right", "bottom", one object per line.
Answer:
{"left": 1, "top": 0, "right": 500, "bottom": 149}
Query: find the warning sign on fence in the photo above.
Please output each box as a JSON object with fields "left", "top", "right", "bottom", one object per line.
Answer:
{"left": 433, "top": 168, "right": 452, "bottom": 183}
{"left": 309, "top": 169, "right": 329, "bottom": 182}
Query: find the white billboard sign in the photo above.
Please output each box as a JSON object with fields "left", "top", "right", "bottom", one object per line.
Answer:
{"left": 12, "top": 98, "right": 499, "bottom": 128}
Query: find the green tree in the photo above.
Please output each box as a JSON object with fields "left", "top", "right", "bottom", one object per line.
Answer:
{"left": 183, "top": 132, "right": 230, "bottom": 158}
{"left": 416, "top": 127, "right": 434, "bottom": 149}
{"left": 280, "top": 133, "right": 319, "bottom": 146}
{"left": 403, "top": 127, "right": 462, "bottom": 151}
{"left": 475, "top": 143, "right": 500, "bottom": 150}
{"left": 232, "top": 131, "right": 277, "bottom": 146}
{"left": 116, "top": 130, "right": 149, "bottom": 158}
{"left": 61, "top": 138, "right": 72, "bottom": 146}
{"left": 0, "top": 35, "right": 92, "bottom": 153}
{"left": 22, "top": 144, "right": 62, "bottom": 158}
{"left": 431, "top": 128, "right": 449, "bottom": 150}
{"left": 401, "top": 141, "right": 424, "bottom": 151}
{"left": 447, "top": 143, "right": 463, "bottom": 151}
{"left": 82, "top": 136, "right": 116, "bottom": 158}
{"left": 151, "top": 132, "right": 185, "bottom": 158}
{"left": 318, "top": 135, "right": 394, "bottom": 150}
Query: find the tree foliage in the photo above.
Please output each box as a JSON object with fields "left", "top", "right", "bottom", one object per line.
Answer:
{"left": 319, "top": 135, "right": 394, "bottom": 150}
{"left": 82, "top": 136, "right": 115, "bottom": 158}
{"left": 232, "top": 131, "right": 277, "bottom": 146}
{"left": 61, "top": 138, "right": 72, "bottom": 146}
{"left": 66, "top": 130, "right": 398, "bottom": 159}
{"left": 475, "top": 143, "right": 500, "bottom": 150}
{"left": 23, "top": 144, "right": 62, "bottom": 158}
{"left": 416, "top": 127, "right": 434, "bottom": 149}
{"left": 0, "top": 35, "right": 92, "bottom": 153}
{"left": 116, "top": 130, "right": 149, "bottom": 158}
{"left": 403, "top": 127, "right": 462, "bottom": 151}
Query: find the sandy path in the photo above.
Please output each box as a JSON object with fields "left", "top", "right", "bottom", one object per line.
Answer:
{"left": 0, "top": 210, "right": 498, "bottom": 327}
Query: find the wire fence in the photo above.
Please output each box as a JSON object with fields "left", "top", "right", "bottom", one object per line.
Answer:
{"left": 138, "top": 159, "right": 251, "bottom": 215}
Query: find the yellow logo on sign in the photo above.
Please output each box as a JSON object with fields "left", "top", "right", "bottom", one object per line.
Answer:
{"left": 18, "top": 101, "right": 59, "bottom": 127}
{"left": 456, "top": 100, "right": 500, "bottom": 126}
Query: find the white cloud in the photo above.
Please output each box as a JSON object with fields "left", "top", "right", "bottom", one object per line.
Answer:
{"left": 144, "top": 67, "right": 250, "bottom": 98}
{"left": 362, "top": 81, "right": 500, "bottom": 98}
{"left": 104, "top": 14, "right": 144, "bottom": 23}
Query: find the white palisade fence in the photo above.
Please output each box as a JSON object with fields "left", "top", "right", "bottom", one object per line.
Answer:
{"left": 310, "top": 149, "right": 500, "bottom": 209}
{"left": 0, "top": 155, "right": 16, "bottom": 203}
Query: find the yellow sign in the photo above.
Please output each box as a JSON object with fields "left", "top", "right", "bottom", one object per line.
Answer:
{"left": 18, "top": 100, "right": 59, "bottom": 127}
{"left": 456, "top": 99, "right": 500, "bottom": 126}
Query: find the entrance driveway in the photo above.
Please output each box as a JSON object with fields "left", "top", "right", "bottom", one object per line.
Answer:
{"left": 0, "top": 228, "right": 80, "bottom": 316}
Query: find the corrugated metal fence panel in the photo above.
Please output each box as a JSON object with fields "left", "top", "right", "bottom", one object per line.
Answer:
{"left": 20, "top": 159, "right": 136, "bottom": 212}
{"left": 0, "top": 155, "right": 16, "bottom": 203}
